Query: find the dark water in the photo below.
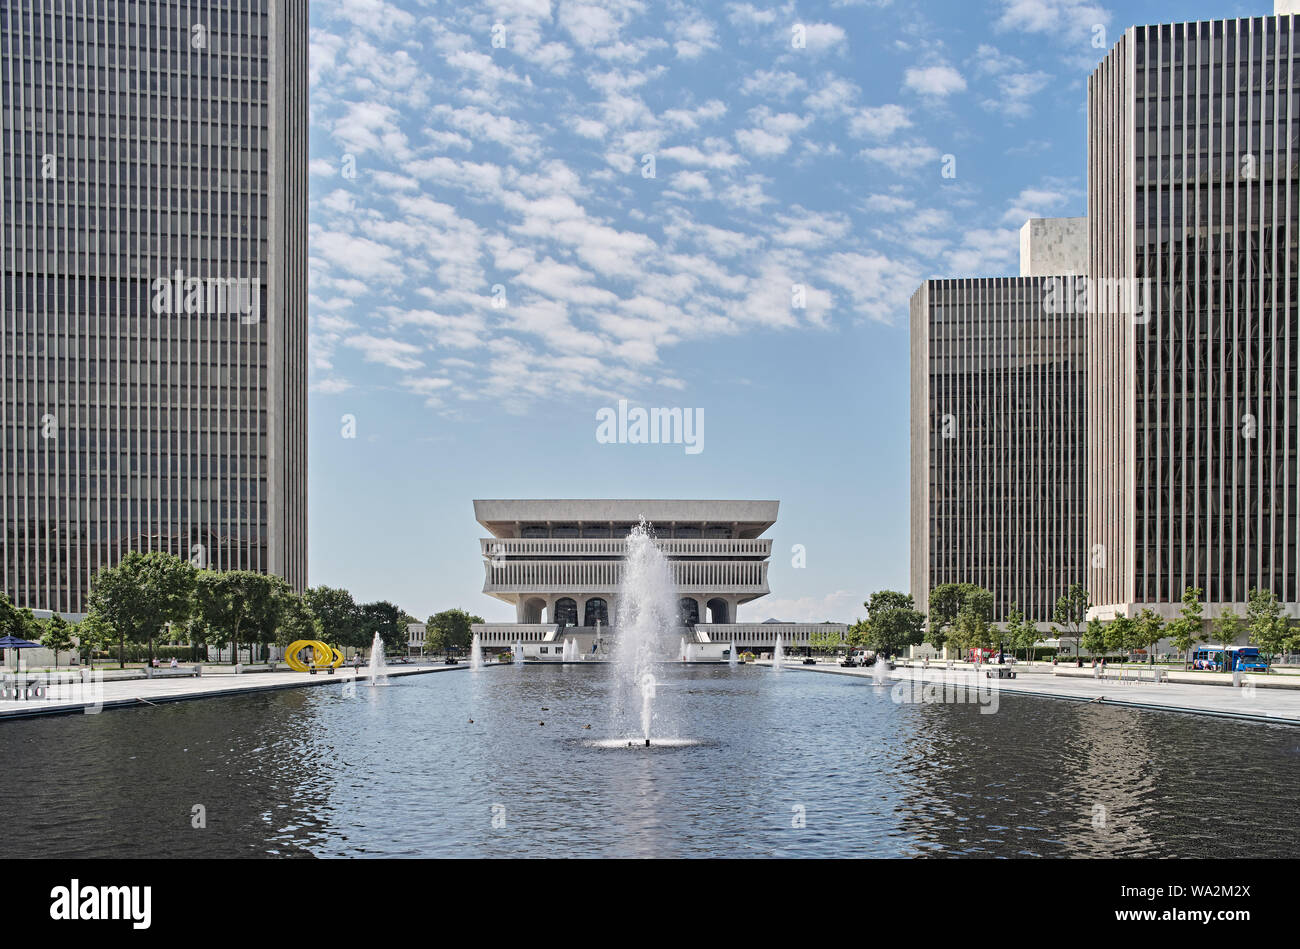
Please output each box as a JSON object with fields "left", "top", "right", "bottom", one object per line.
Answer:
{"left": 2, "top": 664, "right": 1297, "bottom": 858}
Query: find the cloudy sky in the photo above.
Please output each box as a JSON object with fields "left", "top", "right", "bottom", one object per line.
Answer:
{"left": 304, "top": 0, "right": 1251, "bottom": 622}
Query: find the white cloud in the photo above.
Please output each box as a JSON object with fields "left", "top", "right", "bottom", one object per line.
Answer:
{"left": 903, "top": 64, "right": 966, "bottom": 97}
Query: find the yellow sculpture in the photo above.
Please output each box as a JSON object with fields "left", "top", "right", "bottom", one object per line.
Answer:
{"left": 285, "top": 640, "right": 344, "bottom": 672}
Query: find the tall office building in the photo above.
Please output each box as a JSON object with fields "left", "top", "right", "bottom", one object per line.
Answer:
{"left": 910, "top": 220, "right": 1087, "bottom": 626}
{"left": 1088, "top": 5, "right": 1300, "bottom": 619}
{"left": 1, "top": 1, "right": 308, "bottom": 615}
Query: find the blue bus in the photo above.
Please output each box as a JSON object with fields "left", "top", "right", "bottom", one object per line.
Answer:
{"left": 1191, "top": 645, "right": 1268, "bottom": 671}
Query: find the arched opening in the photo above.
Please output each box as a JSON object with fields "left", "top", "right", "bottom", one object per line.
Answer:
{"left": 554, "top": 597, "right": 578, "bottom": 627}
{"left": 521, "top": 597, "right": 546, "bottom": 624}
{"left": 679, "top": 597, "right": 700, "bottom": 626}
{"left": 706, "top": 598, "right": 730, "bottom": 624}
{"left": 584, "top": 597, "right": 609, "bottom": 627}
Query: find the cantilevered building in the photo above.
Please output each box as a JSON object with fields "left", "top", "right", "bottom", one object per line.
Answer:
{"left": 1, "top": 0, "right": 309, "bottom": 614}
{"left": 470, "top": 499, "right": 846, "bottom": 657}
{"left": 910, "top": 220, "right": 1087, "bottom": 626}
{"left": 1087, "top": 4, "right": 1300, "bottom": 619}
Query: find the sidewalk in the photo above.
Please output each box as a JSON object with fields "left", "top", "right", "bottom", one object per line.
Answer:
{"left": 766, "top": 659, "right": 1300, "bottom": 725}
{"left": 0, "top": 662, "right": 467, "bottom": 721}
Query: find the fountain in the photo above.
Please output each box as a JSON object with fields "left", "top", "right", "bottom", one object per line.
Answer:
{"left": 367, "top": 632, "right": 388, "bottom": 685}
{"left": 514, "top": 641, "right": 524, "bottom": 665}
{"left": 679, "top": 636, "right": 687, "bottom": 662}
{"left": 685, "top": 642, "right": 696, "bottom": 662}
{"left": 772, "top": 633, "right": 784, "bottom": 671}
{"left": 872, "top": 653, "right": 890, "bottom": 685}
{"left": 612, "top": 521, "right": 677, "bottom": 744}
{"left": 729, "top": 641, "right": 737, "bottom": 668}
{"left": 469, "top": 632, "right": 482, "bottom": 671}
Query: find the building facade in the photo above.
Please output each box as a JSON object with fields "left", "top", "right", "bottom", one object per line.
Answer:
{"left": 470, "top": 499, "right": 846, "bottom": 656}
{"left": 910, "top": 222, "right": 1087, "bottom": 626}
{"left": 1088, "top": 8, "right": 1300, "bottom": 619}
{"left": 1, "top": 0, "right": 308, "bottom": 615}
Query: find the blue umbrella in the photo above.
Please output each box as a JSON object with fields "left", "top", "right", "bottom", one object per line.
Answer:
{"left": 0, "top": 635, "right": 41, "bottom": 668}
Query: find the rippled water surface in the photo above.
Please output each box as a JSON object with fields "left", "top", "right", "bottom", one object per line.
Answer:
{"left": 2, "top": 664, "right": 1298, "bottom": 857}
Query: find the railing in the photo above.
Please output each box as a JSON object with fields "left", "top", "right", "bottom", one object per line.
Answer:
{"left": 471, "top": 624, "right": 557, "bottom": 645}
{"left": 482, "top": 558, "right": 769, "bottom": 593}
{"left": 479, "top": 537, "right": 772, "bottom": 558}
{"left": 697, "top": 623, "right": 849, "bottom": 647}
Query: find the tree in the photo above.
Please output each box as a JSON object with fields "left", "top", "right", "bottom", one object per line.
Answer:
{"left": 1213, "top": 608, "right": 1243, "bottom": 650}
{"left": 1166, "top": 586, "right": 1205, "bottom": 669}
{"left": 1246, "top": 588, "right": 1289, "bottom": 667}
{"left": 928, "top": 583, "right": 992, "bottom": 659}
{"left": 1081, "top": 616, "right": 1107, "bottom": 658}
{"left": 88, "top": 551, "right": 196, "bottom": 668}
{"left": 76, "top": 612, "right": 116, "bottom": 670}
{"left": 426, "top": 608, "right": 484, "bottom": 657}
{"left": 304, "top": 586, "right": 363, "bottom": 650}
{"left": 1014, "top": 614, "right": 1040, "bottom": 661}
{"left": 40, "top": 614, "right": 76, "bottom": 668}
{"left": 360, "top": 600, "right": 406, "bottom": 654}
{"left": 863, "top": 590, "right": 924, "bottom": 659}
{"left": 193, "top": 571, "right": 292, "bottom": 665}
{"left": 277, "top": 592, "right": 319, "bottom": 649}
{"left": 846, "top": 618, "right": 870, "bottom": 650}
{"left": 1135, "top": 608, "right": 1164, "bottom": 664}
{"left": 1105, "top": 612, "right": 1136, "bottom": 660}
{"left": 1052, "top": 583, "right": 1090, "bottom": 658}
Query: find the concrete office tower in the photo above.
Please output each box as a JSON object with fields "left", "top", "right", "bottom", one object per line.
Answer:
{"left": 910, "top": 222, "right": 1087, "bottom": 625}
{"left": 1088, "top": 10, "right": 1299, "bottom": 620}
{"left": 1, "top": 1, "right": 308, "bottom": 615}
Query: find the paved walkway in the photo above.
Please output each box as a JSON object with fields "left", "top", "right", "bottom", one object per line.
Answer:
{"left": 764, "top": 660, "right": 1300, "bottom": 725}
{"left": 0, "top": 663, "right": 466, "bottom": 720}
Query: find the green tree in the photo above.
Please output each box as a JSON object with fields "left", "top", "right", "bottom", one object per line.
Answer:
{"left": 1081, "top": 616, "right": 1107, "bottom": 658}
{"left": 1052, "top": 582, "right": 1090, "bottom": 658}
{"left": 1213, "top": 608, "right": 1243, "bottom": 649}
{"left": 863, "top": 590, "right": 924, "bottom": 659}
{"left": 40, "top": 614, "right": 76, "bottom": 668}
{"left": 1135, "top": 608, "right": 1164, "bottom": 664}
{"left": 277, "top": 591, "right": 319, "bottom": 649}
{"left": 304, "top": 585, "right": 362, "bottom": 649}
{"left": 1165, "top": 586, "right": 1205, "bottom": 669}
{"left": 426, "top": 608, "right": 484, "bottom": 657}
{"left": 193, "top": 571, "right": 292, "bottom": 665}
{"left": 928, "top": 583, "right": 993, "bottom": 659}
{"left": 75, "top": 612, "right": 116, "bottom": 669}
{"left": 1105, "top": 612, "right": 1135, "bottom": 660}
{"left": 846, "top": 617, "right": 869, "bottom": 650}
{"left": 87, "top": 551, "right": 196, "bottom": 668}
{"left": 1246, "top": 588, "right": 1289, "bottom": 667}
{"left": 360, "top": 600, "right": 406, "bottom": 654}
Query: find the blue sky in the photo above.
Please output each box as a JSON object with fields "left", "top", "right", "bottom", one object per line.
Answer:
{"left": 304, "top": 0, "right": 1262, "bottom": 623}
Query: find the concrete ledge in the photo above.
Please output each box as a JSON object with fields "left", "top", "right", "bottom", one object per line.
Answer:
{"left": 0, "top": 664, "right": 463, "bottom": 722}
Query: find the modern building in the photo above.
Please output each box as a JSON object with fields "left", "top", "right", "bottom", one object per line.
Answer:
{"left": 1087, "top": 3, "right": 1300, "bottom": 620}
{"left": 469, "top": 499, "right": 846, "bottom": 658}
{"left": 1, "top": 0, "right": 309, "bottom": 616}
{"left": 910, "top": 219, "right": 1087, "bottom": 626}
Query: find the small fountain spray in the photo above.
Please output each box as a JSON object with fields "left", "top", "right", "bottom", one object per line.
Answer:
{"left": 872, "top": 652, "right": 890, "bottom": 685}
{"left": 772, "top": 634, "right": 784, "bottom": 671}
{"left": 367, "top": 632, "right": 388, "bottom": 685}
{"left": 729, "top": 641, "right": 737, "bottom": 668}
{"left": 514, "top": 641, "right": 524, "bottom": 665}
{"left": 469, "top": 632, "right": 482, "bottom": 671}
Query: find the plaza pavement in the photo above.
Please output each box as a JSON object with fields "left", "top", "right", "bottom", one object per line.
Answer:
{"left": 763, "top": 659, "right": 1300, "bottom": 725}
{"left": 0, "top": 662, "right": 468, "bottom": 721}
